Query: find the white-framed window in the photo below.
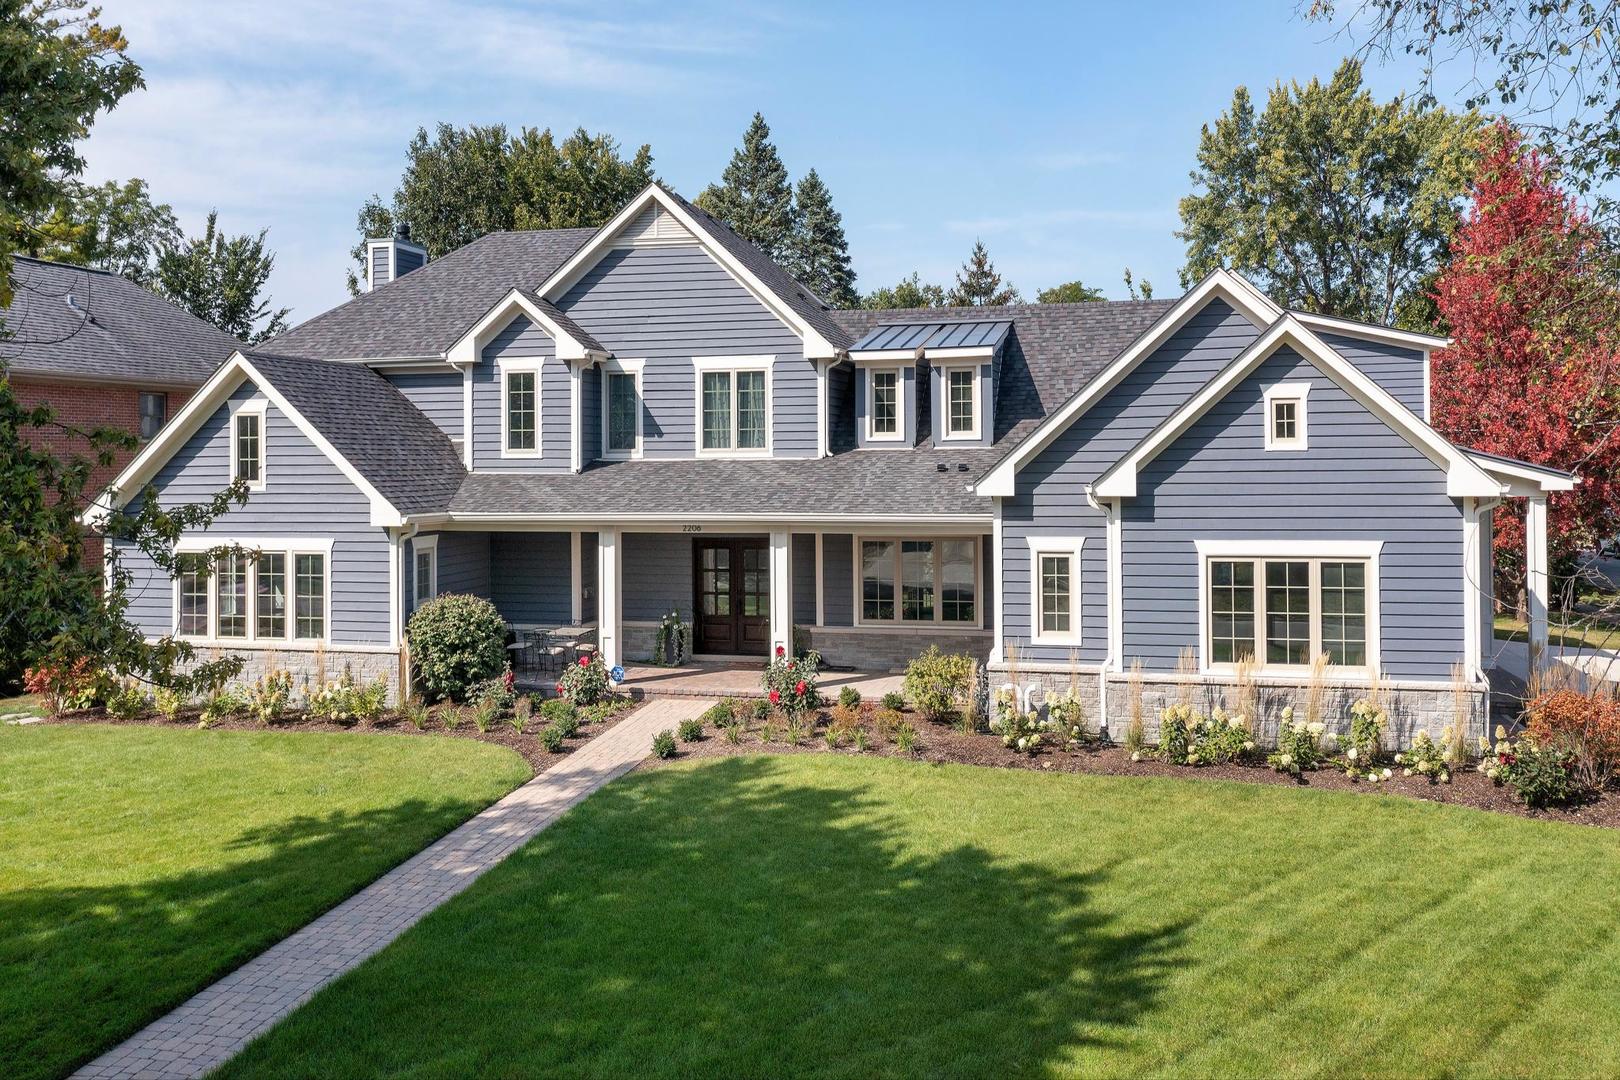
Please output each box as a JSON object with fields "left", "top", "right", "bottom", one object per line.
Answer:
{"left": 1028, "top": 536, "right": 1084, "bottom": 644}
{"left": 138, "top": 391, "right": 167, "bottom": 440}
{"left": 172, "top": 538, "right": 333, "bottom": 644}
{"left": 1196, "top": 541, "right": 1382, "bottom": 673}
{"left": 1263, "top": 381, "right": 1310, "bottom": 450}
{"left": 865, "top": 367, "right": 903, "bottom": 441}
{"left": 601, "top": 359, "right": 644, "bottom": 460}
{"left": 501, "top": 362, "right": 541, "bottom": 457}
{"left": 693, "top": 356, "right": 772, "bottom": 456}
{"left": 942, "top": 364, "right": 981, "bottom": 440}
{"left": 229, "top": 400, "right": 266, "bottom": 490}
{"left": 855, "top": 536, "right": 980, "bottom": 626}
{"left": 412, "top": 534, "right": 438, "bottom": 609}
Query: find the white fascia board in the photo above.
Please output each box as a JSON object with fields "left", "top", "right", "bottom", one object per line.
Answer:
{"left": 974, "top": 270, "right": 1282, "bottom": 497}
{"left": 81, "top": 350, "right": 406, "bottom": 529}
{"left": 1466, "top": 452, "right": 1579, "bottom": 493}
{"left": 414, "top": 512, "right": 994, "bottom": 530}
{"left": 924, "top": 345, "right": 997, "bottom": 362}
{"left": 850, "top": 348, "right": 923, "bottom": 364}
{"left": 1291, "top": 310, "right": 1451, "bottom": 351}
{"left": 534, "top": 184, "right": 839, "bottom": 358}
{"left": 445, "top": 289, "right": 597, "bottom": 366}
{"left": 1091, "top": 317, "right": 1500, "bottom": 500}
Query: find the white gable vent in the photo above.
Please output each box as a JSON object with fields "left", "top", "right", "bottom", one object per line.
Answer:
{"left": 613, "top": 203, "right": 694, "bottom": 248}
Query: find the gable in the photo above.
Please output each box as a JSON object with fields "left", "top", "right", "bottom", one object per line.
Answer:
{"left": 613, "top": 203, "right": 695, "bottom": 247}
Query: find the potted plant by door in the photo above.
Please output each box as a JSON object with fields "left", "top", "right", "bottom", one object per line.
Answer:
{"left": 652, "top": 609, "right": 691, "bottom": 667}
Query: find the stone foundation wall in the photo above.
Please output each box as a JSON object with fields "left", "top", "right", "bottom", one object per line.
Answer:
{"left": 988, "top": 664, "right": 1488, "bottom": 750}
{"left": 179, "top": 645, "right": 405, "bottom": 705}
{"left": 805, "top": 628, "right": 993, "bottom": 672}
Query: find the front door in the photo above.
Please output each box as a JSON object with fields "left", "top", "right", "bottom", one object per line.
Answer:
{"left": 693, "top": 539, "right": 770, "bottom": 656}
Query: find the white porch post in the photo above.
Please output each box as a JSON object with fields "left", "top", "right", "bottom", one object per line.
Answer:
{"left": 769, "top": 529, "right": 792, "bottom": 655}
{"left": 598, "top": 528, "right": 621, "bottom": 670}
{"left": 570, "top": 530, "right": 583, "bottom": 625}
{"left": 1526, "top": 494, "right": 1550, "bottom": 666}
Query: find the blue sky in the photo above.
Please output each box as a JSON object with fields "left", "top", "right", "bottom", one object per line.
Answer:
{"left": 81, "top": 1, "right": 1436, "bottom": 325}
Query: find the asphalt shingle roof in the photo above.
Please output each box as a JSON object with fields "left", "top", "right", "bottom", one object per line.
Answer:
{"left": 266, "top": 228, "right": 597, "bottom": 360}
{"left": 240, "top": 351, "right": 466, "bottom": 516}
{"left": 1, "top": 257, "right": 241, "bottom": 385}
{"left": 450, "top": 447, "right": 1003, "bottom": 518}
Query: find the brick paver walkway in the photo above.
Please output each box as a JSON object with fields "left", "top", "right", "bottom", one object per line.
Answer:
{"left": 73, "top": 697, "right": 713, "bottom": 1080}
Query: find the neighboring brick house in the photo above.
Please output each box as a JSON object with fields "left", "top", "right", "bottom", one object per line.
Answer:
{"left": 4, "top": 257, "right": 241, "bottom": 560}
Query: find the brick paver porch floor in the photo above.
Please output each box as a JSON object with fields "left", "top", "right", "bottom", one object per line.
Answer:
{"left": 565, "top": 661, "right": 904, "bottom": 701}
{"left": 72, "top": 697, "right": 713, "bottom": 1080}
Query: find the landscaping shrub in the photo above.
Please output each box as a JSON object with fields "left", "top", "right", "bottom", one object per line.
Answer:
{"left": 24, "top": 658, "right": 100, "bottom": 715}
{"left": 197, "top": 688, "right": 246, "bottom": 729}
{"left": 539, "top": 724, "right": 566, "bottom": 753}
{"left": 246, "top": 670, "right": 293, "bottom": 726}
{"left": 750, "top": 698, "right": 771, "bottom": 721}
{"left": 509, "top": 695, "right": 533, "bottom": 734}
{"left": 153, "top": 686, "right": 188, "bottom": 722}
{"left": 1158, "top": 704, "right": 1194, "bottom": 765}
{"left": 472, "top": 697, "right": 499, "bottom": 734}
{"left": 404, "top": 697, "right": 430, "bottom": 730}
{"left": 990, "top": 706, "right": 1044, "bottom": 754}
{"left": 880, "top": 691, "right": 905, "bottom": 712}
{"left": 700, "top": 702, "right": 733, "bottom": 728}
{"left": 1479, "top": 729, "right": 1579, "bottom": 807}
{"left": 1341, "top": 697, "right": 1387, "bottom": 778}
{"left": 894, "top": 721, "right": 919, "bottom": 753}
{"left": 558, "top": 652, "right": 610, "bottom": 706}
{"left": 1526, "top": 688, "right": 1620, "bottom": 790}
{"left": 873, "top": 707, "right": 903, "bottom": 740}
{"left": 308, "top": 672, "right": 387, "bottom": 724}
{"left": 407, "top": 593, "right": 508, "bottom": 702}
{"left": 722, "top": 720, "right": 744, "bottom": 745}
{"left": 541, "top": 697, "right": 577, "bottom": 724}
{"left": 469, "top": 669, "right": 517, "bottom": 711}
{"left": 1190, "top": 708, "right": 1255, "bottom": 766}
{"left": 677, "top": 715, "right": 703, "bottom": 742}
{"left": 837, "top": 686, "right": 862, "bottom": 709}
{"left": 105, "top": 682, "right": 150, "bottom": 721}
{"left": 652, "top": 729, "right": 678, "bottom": 759}
{"left": 441, "top": 705, "right": 465, "bottom": 731}
{"left": 903, "top": 646, "right": 973, "bottom": 722}
{"left": 1268, "top": 707, "right": 1329, "bottom": 776}
{"left": 553, "top": 710, "right": 581, "bottom": 738}
{"left": 763, "top": 646, "right": 821, "bottom": 715}
{"left": 1395, "top": 730, "right": 1452, "bottom": 784}
{"left": 1046, "top": 686, "right": 1088, "bottom": 747}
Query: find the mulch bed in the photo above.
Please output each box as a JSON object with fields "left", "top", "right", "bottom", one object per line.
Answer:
{"left": 40, "top": 699, "right": 636, "bottom": 774}
{"left": 661, "top": 702, "right": 1620, "bottom": 830}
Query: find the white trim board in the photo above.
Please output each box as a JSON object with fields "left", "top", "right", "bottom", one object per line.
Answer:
{"left": 445, "top": 289, "right": 603, "bottom": 366}
{"left": 83, "top": 352, "right": 407, "bottom": 529}
{"left": 1091, "top": 316, "right": 1499, "bottom": 499}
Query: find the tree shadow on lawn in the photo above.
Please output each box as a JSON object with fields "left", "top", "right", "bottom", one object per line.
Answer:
{"left": 0, "top": 797, "right": 487, "bottom": 1080}
{"left": 223, "top": 757, "right": 1192, "bottom": 1079}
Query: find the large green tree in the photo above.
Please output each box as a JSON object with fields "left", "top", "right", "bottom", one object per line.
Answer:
{"left": 156, "top": 210, "right": 287, "bottom": 343}
{"left": 1177, "top": 58, "right": 1480, "bottom": 329}
{"left": 949, "top": 240, "right": 1021, "bottom": 306}
{"left": 862, "top": 272, "right": 947, "bottom": 310}
{"left": 786, "top": 169, "right": 857, "bottom": 308}
{"left": 30, "top": 177, "right": 181, "bottom": 285}
{"left": 697, "top": 113, "right": 797, "bottom": 263}
{"left": 348, "top": 123, "right": 654, "bottom": 294}
{"left": 1037, "top": 280, "right": 1106, "bottom": 303}
{"left": 0, "top": 0, "right": 141, "bottom": 309}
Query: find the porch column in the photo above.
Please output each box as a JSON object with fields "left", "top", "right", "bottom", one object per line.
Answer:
{"left": 1526, "top": 495, "right": 1550, "bottom": 667}
{"left": 598, "top": 528, "right": 621, "bottom": 670}
{"left": 570, "top": 530, "right": 583, "bottom": 625}
{"left": 769, "top": 529, "right": 791, "bottom": 656}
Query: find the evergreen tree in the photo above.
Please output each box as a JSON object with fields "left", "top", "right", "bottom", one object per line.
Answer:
{"left": 696, "top": 113, "right": 797, "bottom": 262}
{"left": 862, "top": 272, "right": 947, "bottom": 310}
{"left": 786, "top": 169, "right": 857, "bottom": 307}
{"left": 949, "top": 241, "right": 1021, "bottom": 306}
{"left": 156, "top": 211, "right": 289, "bottom": 343}
{"left": 1036, "top": 280, "right": 1106, "bottom": 303}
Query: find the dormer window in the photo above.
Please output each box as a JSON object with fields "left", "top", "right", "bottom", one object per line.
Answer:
{"left": 1263, "top": 382, "right": 1310, "bottom": 451}
{"left": 943, "top": 365, "right": 980, "bottom": 440}
{"left": 502, "top": 364, "right": 540, "bottom": 457}
{"left": 230, "top": 401, "right": 266, "bottom": 490}
{"left": 868, "top": 368, "right": 901, "bottom": 440}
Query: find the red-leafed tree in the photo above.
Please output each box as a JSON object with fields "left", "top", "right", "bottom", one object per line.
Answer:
{"left": 1432, "top": 123, "right": 1620, "bottom": 603}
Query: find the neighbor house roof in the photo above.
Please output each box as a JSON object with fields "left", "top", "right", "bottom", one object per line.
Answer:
{"left": 1, "top": 256, "right": 241, "bottom": 385}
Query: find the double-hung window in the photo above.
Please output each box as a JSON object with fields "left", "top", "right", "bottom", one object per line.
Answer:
{"left": 858, "top": 536, "right": 979, "bottom": 626}
{"left": 138, "top": 391, "right": 167, "bottom": 440}
{"left": 696, "top": 358, "right": 770, "bottom": 454}
{"left": 412, "top": 536, "right": 438, "bottom": 609}
{"left": 601, "top": 361, "right": 643, "bottom": 459}
{"left": 231, "top": 402, "right": 266, "bottom": 489}
{"left": 503, "top": 366, "right": 539, "bottom": 456}
{"left": 173, "top": 542, "right": 329, "bottom": 643}
{"left": 943, "top": 366, "right": 980, "bottom": 439}
{"left": 1029, "top": 537, "right": 1084, "bottom": 644}
{"left": 867, "top": 368, "right": 901, "bottom": 440}
{"left": 1200, "top": 543, "right": 1379, "bottom": 671}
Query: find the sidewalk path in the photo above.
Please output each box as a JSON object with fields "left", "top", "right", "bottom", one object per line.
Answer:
{"left": 73, "top": 697, "right": 712, "bottom": 1080}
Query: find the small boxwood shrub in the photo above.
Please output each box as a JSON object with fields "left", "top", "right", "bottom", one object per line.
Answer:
{"left": 701, "top": 702, "right": 734, "bottom": 728}
{"left": 408, "top": 594, "right": 508, "bottom": 703}
{"left": 652, "top": 729, "right": 677, "bottom": 759}
{"left": 880, "top": 691, "right": 905, "bottom": 711}
{"left": 837, "top": 686, "right": 862, "bottom": 709}
{"left": 553, "top": 710, "right": 581, "bottom": 738}
{"left": 541, "top": 697, "right": 576, "bottom": 723}
{"left": 677, "top": 715, "right": 704, "bottom": 742}
{"left": 539, "top": 724, "right": 566, "bottom": 753}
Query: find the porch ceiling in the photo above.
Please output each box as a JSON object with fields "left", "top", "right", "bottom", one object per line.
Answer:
{"left": 446, "top": 449, "right": 1000, "bottom": 519}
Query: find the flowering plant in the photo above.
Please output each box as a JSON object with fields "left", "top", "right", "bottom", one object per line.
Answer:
{"left": 1046, "top": 687, "right": 1090, "bottom": 748}
{"left": 307, "top": 672, "right": 388, "bottom": 724}
{"left": 990, "top": 707, "right": 1045, "bottom": 754}
{"left": 1268, "top": 706, "right": 1329, "bottom": 776}
{"left": 763, "top": 647, "right": 820, "bottom": 716}
{"left": 1159, "top": 703, "right": 1195, "bottom": 765}
{"left": 558, "top": 652, "right": 609, "bottom": 705}
{"left": 247, "top": 669, "right": 294, "bottom": 726}
{"left": 1341, "top": 697, "right": 1386, "bottom": 779}
{"left": 1395, "top": 729, "right": 1451, "bottom": 784}
{"left": 1478, "top": 726, "right": 1578, "bottom": 806}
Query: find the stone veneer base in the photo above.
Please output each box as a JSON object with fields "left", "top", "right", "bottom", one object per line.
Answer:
{"left": 177, "top": 645, "right": 405, "bottom": 705}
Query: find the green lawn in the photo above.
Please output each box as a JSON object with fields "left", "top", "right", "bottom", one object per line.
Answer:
{"left": 222, "top": 755, "right": 1620, "bottom": 1079}
{"left": 0, "top": 724, "right": 530, "bottom": 1080}
{"left": 0, "top": 693, "right": 42, "bottom": 718}
{"left": 1495, "top": 612, "right": 1620, "bottom": 651}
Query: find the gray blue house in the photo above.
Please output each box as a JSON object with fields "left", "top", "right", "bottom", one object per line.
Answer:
{"left": 87, "top": 183, "right": 1573, "bottom": 740}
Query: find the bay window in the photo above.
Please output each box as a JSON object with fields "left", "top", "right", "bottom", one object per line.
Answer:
{"left": 1199, "top": 543, "right": 1379, "bottom": 671}
{"left": 696, "top": 358, "right": 770, "bottom": 454}
{"left": 858, "top": 536, "right": 979, "bottom": 626}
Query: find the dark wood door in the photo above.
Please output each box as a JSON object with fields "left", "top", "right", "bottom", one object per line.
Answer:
{"left": 694, "top": 539, "right": 770, "bottom": 656}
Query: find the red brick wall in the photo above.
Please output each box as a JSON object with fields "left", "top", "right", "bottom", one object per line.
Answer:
{"left": 10, "top": 376, "right": 195, "bottom": 565}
